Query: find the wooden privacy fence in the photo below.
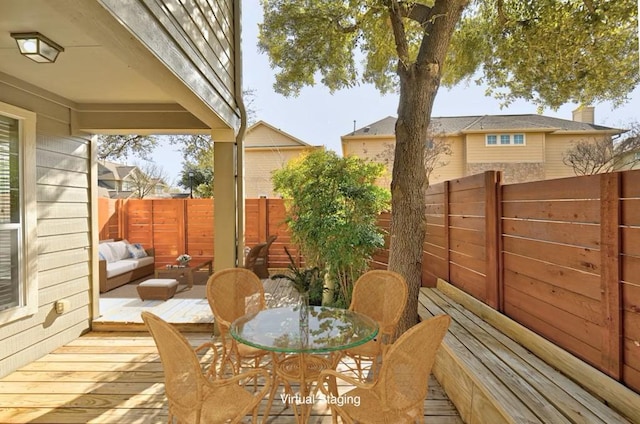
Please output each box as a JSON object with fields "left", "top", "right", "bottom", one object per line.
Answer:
{"left": 98, "top": 171, "right": 640, "bottom": 394}
{"left": 98, "top": 198, "right": 293, "bottom": 269}
{"left": 379, "top": 170, "right": 639, "bottom": 395}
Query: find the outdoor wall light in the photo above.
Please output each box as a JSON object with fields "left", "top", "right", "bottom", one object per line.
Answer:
{"left": 10, "top": 32, "right": 64, "bottom": 63}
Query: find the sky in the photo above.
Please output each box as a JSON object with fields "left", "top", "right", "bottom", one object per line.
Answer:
{"left": 153, "top": 2, "right": 640, "bottom": 185}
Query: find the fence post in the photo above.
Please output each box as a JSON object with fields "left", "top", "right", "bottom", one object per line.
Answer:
{"left": 119, "top": 199, "right": 127, "bottom": 240}
{"left": 600, "top": 172, "right": 622, "bottom": 379}
{"left": 485, "top": 171, "right": 501, "bottom": 310}
{"left": 443, "top": 181, "right": 450, "bottom": 283}
{"left": 258, "top": 197, "right": 268, "bottom": 242}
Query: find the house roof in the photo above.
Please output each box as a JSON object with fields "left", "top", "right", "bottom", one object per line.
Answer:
{"left": 246, "top": 120, "right": 316, "bottom": 148}
{"left": 346, "top": 114, "right": 621, "bottom": 137}
{"left": 98, "top": 161, "right": 137, "bottom": 181}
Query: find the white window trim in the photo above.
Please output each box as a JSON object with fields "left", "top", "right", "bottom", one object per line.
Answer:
{"left": 0, "top": 101, "right": 38, "bottom": 324}
{"left": 485, "top": 133, "right": 527, "bottom": 146}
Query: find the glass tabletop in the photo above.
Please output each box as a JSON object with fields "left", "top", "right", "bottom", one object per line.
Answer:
{"left": 230, "top": 306, "right": 379, "bottom": 354}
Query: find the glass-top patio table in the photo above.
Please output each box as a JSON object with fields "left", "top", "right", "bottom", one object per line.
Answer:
{"left": 231, "top": 305, "right": 378, "bottom": 423}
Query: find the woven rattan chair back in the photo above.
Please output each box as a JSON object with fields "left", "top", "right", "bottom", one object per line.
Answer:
{"left": 142, "top": 311, "right": 270, "bottom": 424}
{"left": 244, "top": 235, "right": 277, "bottom": 278}
{"left": 318, "top": 314, "right": 451, "bottom": 423}
{"left": 207, "top": 268, "right": 266, "bottom": 332}
{"left": 141, "top": 311, "right": 208, "bottom": 423}
{"left": 206, "top": 268, "right": 269, "bottom": 376}
{"left": 350, "top": 270, "right": 408, "bottom": 341}
{"left": 375, "top": 314, "right": 451, "bottom": 412}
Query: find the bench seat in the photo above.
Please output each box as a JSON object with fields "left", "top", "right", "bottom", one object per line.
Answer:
{"left": 419, "top": 280, "right": 638, "bottom": 424}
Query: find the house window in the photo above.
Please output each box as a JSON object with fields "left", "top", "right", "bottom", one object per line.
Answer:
{"left": 0, "top": 102, "right": 37, "bottom": 324}
{"left": 486, "top": 133, "right": 526, "bottom": 146}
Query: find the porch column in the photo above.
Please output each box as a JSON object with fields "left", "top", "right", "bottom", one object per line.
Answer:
{"left": 213, "top": 129, "right": 243, "bottom": 271}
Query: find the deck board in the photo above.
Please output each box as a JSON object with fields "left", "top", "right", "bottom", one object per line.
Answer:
{"left": 0, "top": 331, "right": 462, "bottom": 424}
{"left": 418, "top": 286, "right": 633, "bottom": 424}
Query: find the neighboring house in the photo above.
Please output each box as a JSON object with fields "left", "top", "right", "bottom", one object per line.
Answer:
{"left": 98, "top": 161, "right": 168, "bottom": 198}
{"left": 244, "top": 121, "right": 319, "bottom": 198}
{"left": 0, "top": 0, "right": 243, "bottom": 378}
{"left": 342, "top": 107, "right": 623, "bottom": 185}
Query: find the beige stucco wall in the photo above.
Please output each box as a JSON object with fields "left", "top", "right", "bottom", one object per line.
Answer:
{"left": 429, "top": 136, "right": 466, "bottom": 185}
{"left": 245, "top": 148, "right": 310, "bottom": 197}
{"left": 246, "top": 124, "right": 305, "bottom": 148}
{"left": 244, "top": 122, "right": 316, "bottom": 197}
{"left": 342, "top": 135, "right": 466, "bottom": 187}
{"left": 342, "top": 137, "right": 395, "bottom": 187}
{"left": 0, "top": 77, "right": 93, "bottom": 378}
{"left": 544, "top": 133, "right": 598, "bottom": 179}
{"left": 465, "top": 133, "right": 545, "bottom": 163}
{"left": 344, "top": 128, "right": 617, "bottom": 186}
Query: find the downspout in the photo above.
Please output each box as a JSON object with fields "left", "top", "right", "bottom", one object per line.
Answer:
{"left": 233, "top": 0, "right": 247, "bottom": 266}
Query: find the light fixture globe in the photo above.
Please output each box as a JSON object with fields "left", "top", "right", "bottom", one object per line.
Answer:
{"left": 10, "top": 32, "right": 64, "bottom": 63}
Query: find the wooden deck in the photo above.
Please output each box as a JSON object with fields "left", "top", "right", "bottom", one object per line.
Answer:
{"left": 0, "top": 331, "right": 462, "bottom": 423}
{"left": 29, "top": 276, "right": 461, "bottom": 423}
{"left": 419, "top": 281, "right": 639, "bottom": 424}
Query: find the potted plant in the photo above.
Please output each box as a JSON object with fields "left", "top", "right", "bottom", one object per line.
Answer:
{"left": 272, "top": 247, "right": 324, "bottom": 306}
{"left": 176, "top": 254, "right": 191, "bottom": 266}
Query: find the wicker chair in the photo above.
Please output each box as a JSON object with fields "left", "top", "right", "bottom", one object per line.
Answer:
{"left": 141, "top": 311, "right": 270, "bottom": 424}
{"left": 244, "top": 235, "right": 277, "bottom": 278}
{"left": 318, "top": 314, "right": 451, "bottom": 424}
{"left": 206, "top": 268, "right": 270, "bottom": 376}
{"left": 337, "top": 270, "right": 408, "bottom": 380}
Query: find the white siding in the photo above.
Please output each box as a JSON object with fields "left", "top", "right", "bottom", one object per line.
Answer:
{"left": 0, "top": 79, "right": 92, "bottom": 377}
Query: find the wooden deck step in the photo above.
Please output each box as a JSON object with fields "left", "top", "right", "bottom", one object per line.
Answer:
{"left": 419, "top": 281, "right": 638, "bottom": 424}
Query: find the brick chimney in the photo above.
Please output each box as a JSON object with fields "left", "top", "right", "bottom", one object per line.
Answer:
{"left": 572, "top": 106, "right": 595, "bottom": 124}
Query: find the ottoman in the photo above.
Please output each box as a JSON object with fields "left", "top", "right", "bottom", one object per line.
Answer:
{"left": 137, "top": 279, "right": 179, "bottom": 300}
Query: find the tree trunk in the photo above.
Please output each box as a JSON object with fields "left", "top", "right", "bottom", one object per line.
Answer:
{"left": 388, "top": 0, "right": 469, "bottom": 335}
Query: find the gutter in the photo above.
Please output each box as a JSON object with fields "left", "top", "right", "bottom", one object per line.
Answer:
{"left": 233, "top": 0, "right": 246, "bottom": 266}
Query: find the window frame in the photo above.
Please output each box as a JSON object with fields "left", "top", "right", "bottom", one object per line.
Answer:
{"left": 0, "top": 101, "right": 37, "bottom": 324}
{"left": 486, "top": 133, "right": 527, "bottom": 146}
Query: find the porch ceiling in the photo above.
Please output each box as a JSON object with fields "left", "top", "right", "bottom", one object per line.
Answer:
{"left": 0, "top": 0, "right": 223, "bottom": 134}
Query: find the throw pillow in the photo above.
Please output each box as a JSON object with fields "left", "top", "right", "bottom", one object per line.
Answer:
{"left": 128, "top": 243, "right": 148, "bottom": 259}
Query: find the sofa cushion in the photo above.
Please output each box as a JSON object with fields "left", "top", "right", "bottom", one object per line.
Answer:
{"left": 108, "top": 240, "right": 131, "bottom": 261}
{"left": 98, "top": 243, "right": 117, "bottom": 263}
{"left": 106, "top": 261, "right": 136, "bottom": 278}
{"left": 120, "top": 257, "right": 154, "bottom": 268}
{"left": 127, "top": 243, "right": 148, "bottom": 259}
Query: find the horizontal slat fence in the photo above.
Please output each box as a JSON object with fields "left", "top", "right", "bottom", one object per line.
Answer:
{"left": 98, "top": 169, "right": 640, "bottom": 394}
{"left": 98, "top": 198, "right": 292, "bottom": 269}
{"left": 399, "top": 169, "right": 639, "bottom": 395}
{"left": 621, "top": 172, "right": 640, "bottom": 392}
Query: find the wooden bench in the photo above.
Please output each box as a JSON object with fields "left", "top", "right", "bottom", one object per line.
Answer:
{"left": 419, "top": 280, "right": 639, "bottom": 424}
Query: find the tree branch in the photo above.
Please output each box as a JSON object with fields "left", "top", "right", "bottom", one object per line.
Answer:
{"left": 397, "top": 1, "right": 435, "bottom": 25}
{"left": 387, "top": 0, "right": 411, "bottom": 67}
{"left": 582, "top": 0, "right": 596, "bottom": 15}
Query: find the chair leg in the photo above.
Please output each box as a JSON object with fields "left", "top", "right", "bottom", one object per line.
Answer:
{"left": 263, "top": 373, "right": 281, "bottom": 423}
{"left": 354, "top": 356, "right": 364, "bottom": 380}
